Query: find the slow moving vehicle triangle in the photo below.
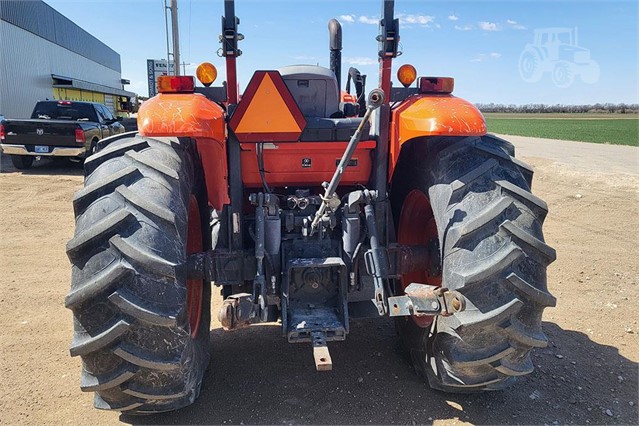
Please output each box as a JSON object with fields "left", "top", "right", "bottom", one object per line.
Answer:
{"left": 230, "top": 71, "right": 306, "bottom": 142}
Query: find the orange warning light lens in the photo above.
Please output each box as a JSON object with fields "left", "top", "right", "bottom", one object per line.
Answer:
{"left": 397, "top": 64, "right": 417, "bottom": 88}
{"left": 157, "top": 75, "right": 195, "bottom": 93}
{"left": 196, "top": 62, "right": 218, "bottom": 87}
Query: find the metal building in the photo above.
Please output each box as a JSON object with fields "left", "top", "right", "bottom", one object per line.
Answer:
{"left": 0, "top": 0, "right": 134, "bottom": 119}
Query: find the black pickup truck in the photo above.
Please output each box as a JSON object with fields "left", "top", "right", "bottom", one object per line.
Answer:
{"left": 0, "top": 100, "right": 126, "bottom": 169}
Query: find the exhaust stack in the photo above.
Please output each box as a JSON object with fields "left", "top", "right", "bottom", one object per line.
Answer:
{"left": 328, "top": 19, "right": 343, "bottom": 91}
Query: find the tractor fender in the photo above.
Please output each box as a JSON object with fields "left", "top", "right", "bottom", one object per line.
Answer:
{"left": 138, "top": 93, "right": 230, "bottom": 210}
{"left": 138, "top": 93, "right": 226, "bottom": 140}
{"left": 389, "top": 94, "right": 486, "bottom": 178}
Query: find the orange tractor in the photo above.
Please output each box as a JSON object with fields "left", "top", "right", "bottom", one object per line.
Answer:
{"left": 66, "top": 0, "right": 556, "bottom": 414}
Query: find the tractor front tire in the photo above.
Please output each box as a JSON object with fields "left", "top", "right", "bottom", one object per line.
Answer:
{"left": 391, "top": 135, "right": 556, "bottom": 391}
{"left": 65, "top": 135, "right": 211, "bottom": 414}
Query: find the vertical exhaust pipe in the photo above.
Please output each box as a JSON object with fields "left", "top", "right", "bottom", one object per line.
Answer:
{"left": 328, "top": 19, "right": 343, "bottom": 91}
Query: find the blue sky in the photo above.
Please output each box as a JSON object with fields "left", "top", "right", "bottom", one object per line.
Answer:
{"left": 45, "top": 0, "right": 638, "bottom": 104}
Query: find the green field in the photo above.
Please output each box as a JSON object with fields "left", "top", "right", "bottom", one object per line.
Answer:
{"left": 484, "top": 113, "right": 639, "bottom": 146}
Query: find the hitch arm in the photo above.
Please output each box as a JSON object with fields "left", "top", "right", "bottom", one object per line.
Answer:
{"left": 388, "top": 284, "right": 466, "bottom": 317}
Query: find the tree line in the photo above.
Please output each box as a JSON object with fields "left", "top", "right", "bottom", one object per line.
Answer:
{"left": 475, "top": 103, "right": 639, "bottom": 114}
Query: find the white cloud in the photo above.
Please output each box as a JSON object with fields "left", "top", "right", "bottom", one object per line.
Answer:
{"left": 351, "top": 14, "right": 436, "bottom": 28}
{"left": 398, "top": 13, "right": 435, "bottom": 25}
{"left": 448, "top": 14, "right": 459, "bottom": 21}
{"left": 471, "top": 52, "right": 502, "bottom": 62}
{"left": 358, "top": 16, "right": 379, "bottom": 25}
{"left": 478, "top": 21, "right": 499, "bottom": 31}
{"left": 506, "top": 19, "right": 527, "bottom": 30}
{"left": 344, "top": 56, "right": 377, "bottom": 66}
{"left": 455, "top": 20, "right": 524, "bottom": 32}
{"left": 294, "top": 55, "right": 317, "bottom": 61}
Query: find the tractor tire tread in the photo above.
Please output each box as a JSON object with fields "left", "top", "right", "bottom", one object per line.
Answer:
{"left": 113, "top": 345, "right": 181, "bottom": 371}
{"left": 449, "top": 197, "right": 514, "bottom": 249}
{"left": 115, "top": 185, "right": 177, "bottom": 226}
{"left": 65, "top": 262, "right": 134, "bottom": 310}
{"left": 73, "top": 166, "right": 142, "bottom": 216}
{"left": 66, "top": 135, "right": 210, "bottom": 414}
{"left": 392, "top": 135, "right": 555, "bottom": 392}
{"left": 85, "top": 137, "right": 149, "bottom": 176}
{"left": 108, "top": 291, "right": 178, "bottom": 326}
{"left": 477, "top": 138, "right": 534, "bottom": 187}
{"left": 497, "top": 180, "right": 548, "bottom": 218}
{"left": 80, "top": 365, "right": 136, "bottom": 392}
{"left": 124, "top": 149, "right": 180, "bottom": 181}
{"left": 69, "top": 320, "right": 131, "bottom": 357}
{"left": 110, "top": 235, "right": 177, "bottom": 278}
{"left": 505, "top": 272, "right": 556, "bottom": 307}
{"left": 93, "top": 394, "right": 143, "bottom": 412}
{"left": 501, "top": 220, "right": 556, "bottom": 263}
{"left": 66, "top": 209, "right": 136, "bottom": 262}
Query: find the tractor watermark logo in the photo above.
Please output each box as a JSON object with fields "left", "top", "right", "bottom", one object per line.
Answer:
{"left": 519, "top": 27, "right": 600, "bottom": 88}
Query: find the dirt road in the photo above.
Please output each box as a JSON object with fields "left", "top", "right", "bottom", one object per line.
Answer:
{"left": 0, "top": 137, "right": 637, "bottom": 425}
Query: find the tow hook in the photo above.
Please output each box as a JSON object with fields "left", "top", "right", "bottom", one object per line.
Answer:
{"left": 387, "top": 284, "right": 466, "bottom": 317}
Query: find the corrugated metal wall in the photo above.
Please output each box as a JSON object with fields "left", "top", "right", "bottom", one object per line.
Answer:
{"left": 0, "top": 21, "right": 122, "bottom": 118}
{"left": 0, "top": 0, "right": 121, "bottom": 72}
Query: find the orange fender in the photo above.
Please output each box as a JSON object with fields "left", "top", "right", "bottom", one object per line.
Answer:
{"left": 389, "top": 94, "right": 486, "bottom": 178}
{"left": 138, "top": 93, "right": 226, "bottom": 139}
{"left": 138, "top": 93, "right": 230, "bottom": 210}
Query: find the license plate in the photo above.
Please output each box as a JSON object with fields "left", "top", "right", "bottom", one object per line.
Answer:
{"left": 34, "top": 145, "right": 49, "bottom": 153}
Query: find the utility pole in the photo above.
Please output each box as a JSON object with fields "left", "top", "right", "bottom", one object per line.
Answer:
{"left": 181, "top": 61, "right": 191, "bottom": 75}
{"left": 164, "top": 0, "right": 171, "bottom": 74}
{"left": 170, "top": 0, "right": 181, "bottom": 75}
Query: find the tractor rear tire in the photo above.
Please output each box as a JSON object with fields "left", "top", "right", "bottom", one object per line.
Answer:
{"left": 11, "top": 155, "right": 34, "bottom": 170}
{"left": 65, "top": 135, "right": 211, "bottom": 414}
{"left": 390, "top": 134, "right": 556, "bottom": 391}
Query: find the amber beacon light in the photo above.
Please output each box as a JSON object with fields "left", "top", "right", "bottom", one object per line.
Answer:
{"left": 196, "top": 62, "right": 218, "bottom": 87}
{"left": 397, "top": 64, "right": 417, "bottom": 87}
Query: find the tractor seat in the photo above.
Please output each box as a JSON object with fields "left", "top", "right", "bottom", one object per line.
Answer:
{"left": 279, "top": 65, "right": 368, "bottom": 141}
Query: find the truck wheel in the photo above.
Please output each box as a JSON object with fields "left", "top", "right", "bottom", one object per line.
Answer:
{"left": 390, "top": 135, "right": 556, "bottom": 391}
{"left": 65, "top": 135, "right": 211, "bottom": 414}
{"left": 89, "top": 138, "right": 99, "bottom": 156}
{"left": 11, "top": 155, "right": 34, "bottom": 170}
